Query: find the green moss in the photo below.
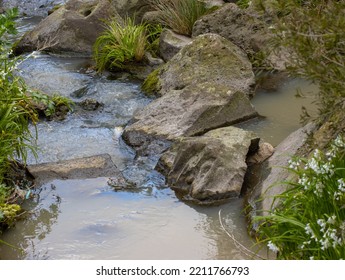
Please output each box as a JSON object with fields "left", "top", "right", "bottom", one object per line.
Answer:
{"left": 141, "top": 68, "right": 162, "bottom": 96}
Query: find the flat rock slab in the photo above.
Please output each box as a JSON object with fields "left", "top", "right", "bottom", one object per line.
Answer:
{"left": 28, "top": 154, "right": 125, "bottom": 183}
{"left": 158, "top": 126, "right": 260, "bottom": 205}
{"left": 123, "top": 83, "right": 258, "bottom": 155}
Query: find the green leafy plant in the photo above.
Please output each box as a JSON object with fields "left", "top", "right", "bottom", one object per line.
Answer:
{"left": 93, "top": 17, "right": 161, "bottom": 71}
{"left": 149, "top": 0, "right": 209, "bottom": 36}
{"left": 255, "top": 135, "right": 345, "bottom": 259}
{"left": 0, "top": 9, "right": 38, "bottom": 179}
{"left": 0, "top": 9, "right": 38, "bottom": 234}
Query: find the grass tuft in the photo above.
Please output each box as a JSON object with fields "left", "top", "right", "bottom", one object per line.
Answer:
{"left": 93, "top": 17, "right": 161, "bottom": 72}
{"left": 149, "top": 0, "right": 209, "bottom": 36}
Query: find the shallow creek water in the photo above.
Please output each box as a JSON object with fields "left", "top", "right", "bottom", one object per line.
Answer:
{"left": 0, "top": 17, "right": 317, "bottom": 260}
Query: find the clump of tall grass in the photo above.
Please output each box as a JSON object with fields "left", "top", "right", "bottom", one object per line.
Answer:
{"left": 255, "top": 135, "right": 345, "bottom": 259}
{"left": 93, "top": 17, "right": 161, "bottom": 71}
{"left": 149, "top": 0, "right": 209, "bottom": 36}
{"left": 0, "top": 9, "right": 38, "bottom": 184}
{"left": 0, "top": 9, "right": 38, "bottom": 232}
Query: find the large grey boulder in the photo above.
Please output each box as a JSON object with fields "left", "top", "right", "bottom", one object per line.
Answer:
{"left": 248, "top": 123, "right": 315, "bottom": 219}
{"left": 13, "top": 0, "right": 120, "bottom": 56}
{"left": 155, "top": 33, "right": 255, "bottom": 97}
{"left": 192, "top": 3, "right": 274, "bottom": 65}
{"left": 158, "top": 126, "right": 260, "bottom": 205}
{"left": 192, "top": 3, "right": 290, "bottom": 70}
{"left": 123, "top": 83, "right": 258, "bottom": 155}
{"left": 123, "top": 33, "right": 257, "bottom": 154}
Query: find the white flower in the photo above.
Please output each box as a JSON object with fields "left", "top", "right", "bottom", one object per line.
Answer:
{"left": 327, "top": 215, "right": 337, "bottom": 225}
{"left": 314, "top": 182, "right": 325, "bottom": 196}
{"left": 338, "top": 179, "right": 345, "bottom": 192}
{"left": 334, "top": 135, "right": 345, "bottom": 148}
{"left": 317, "top": 219, "right": 326, "bottom": 232}
{"left": 288, "top": 159, "right": 301, "bottom": 170}
{"left": 267, "top": 241, "right": 279, "bottom": 253}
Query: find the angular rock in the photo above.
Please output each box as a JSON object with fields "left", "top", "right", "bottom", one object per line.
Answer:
{"left": 28, "top": 154, "right": 124, "bottom": 183}
{"left": 247, "top": 142, "right": 275, "bottom": 165}
{"left": 157, "top": 33, "right": 255, "bottom": 96}
{"left": 13, "top": 0, "right": 120, "bottom": 56}
{"left": 159, "top": 29, "right": 192, "bottom": 62}
{"left": 123, "top": 82, "right": 258, "bottom": 155}
{"left": 158, "top": 126, "right": 260, "bottom": 205}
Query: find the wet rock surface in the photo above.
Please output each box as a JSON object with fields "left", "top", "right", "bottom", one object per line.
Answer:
{"left": 157, "top": 126, "right": 260, "bottom": 205}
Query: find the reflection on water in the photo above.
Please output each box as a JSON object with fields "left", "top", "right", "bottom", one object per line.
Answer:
{"left": 0, "top": 178, "right": 263, "bottom": 260}
{"left": 237, "top": 78, "right": 318, "bottom": 146}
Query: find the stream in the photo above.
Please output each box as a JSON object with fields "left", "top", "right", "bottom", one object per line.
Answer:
{"left": 0, "top": 15, "right": 317, "bottom": 260}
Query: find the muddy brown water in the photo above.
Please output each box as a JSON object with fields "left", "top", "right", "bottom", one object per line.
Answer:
{"left": 0, "top": 17, "right": 318, "bottom": 260}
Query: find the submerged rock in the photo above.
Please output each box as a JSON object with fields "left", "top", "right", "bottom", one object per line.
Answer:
{"left": 13, "top": 0, "right": 120, "bottom": 56}
{"left": 28, "top": 154, "right": 124, "bottom": 183}
{"left": 158, "top": 126, "right": 260, "bottom": 205}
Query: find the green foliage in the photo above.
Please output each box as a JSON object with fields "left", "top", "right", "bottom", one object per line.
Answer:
{"left": 149, "top": 0, "right": 209, "bottom": 36}
{"left": 0, "top": 9, "right": 36, "bottom": 232}
{"left": 253, "top": 0, "right": 345, "bottom": 124}
{"left": 0, "top": 8, "right": 18, "bottom": 52}
{"left": 0, "top": 9, "right": 38, "bottom": 184}
{"left": 237, "top": 0, "right": 252, "bottom": 9}
{"left": 30, "top": 91, "right": 74, "bottom": 118}
{"left": 93, "top": 17, "right": 161, "bottom": 71}
{"left": 0, "top": 201, "right": 21, "bottom": 229}
{"left": 255, "top": 135, "right": 345, "bottom": 259}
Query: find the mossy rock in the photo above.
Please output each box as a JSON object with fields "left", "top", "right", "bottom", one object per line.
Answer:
{"left": 141, "top": 68, "right": 162, "bottom": 97}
